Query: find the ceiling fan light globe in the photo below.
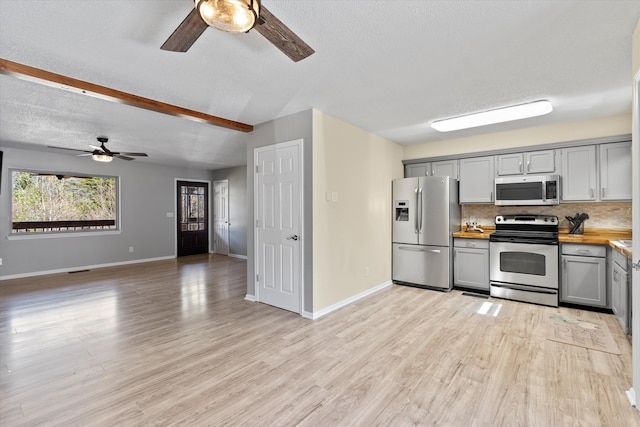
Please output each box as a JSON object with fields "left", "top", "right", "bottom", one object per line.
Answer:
{"left": 195, "top": 0, "right": 259, "bottom": 33}
{"left": 92, "top": 153, "right": 113, "bottom": 162}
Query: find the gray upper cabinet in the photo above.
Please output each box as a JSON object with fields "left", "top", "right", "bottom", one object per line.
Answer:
{"left": 561, "top": 145, "right": 597, "bottom": 201}
{"left": 599, "top": 141, "right": 632, "bottom": 200}
{"left": 496, "top": 153, "right": 524, "bottom": 175}
{"left": 525, "top": 150, "right": 556, "bottom": 174}
{"left": 496, "top": 150, "right": 556, "bottom": 176}
{"left": 405, "top": 163, "right": 429, "bottom": 177}
{"left": 459, "top": 156, "right": 495, "bottom": 203}
{"left": 431, "top": 160, "right": 459, "bottom": 179}
{"left": 406, "top": 160, "right": 459, "bottom": 179}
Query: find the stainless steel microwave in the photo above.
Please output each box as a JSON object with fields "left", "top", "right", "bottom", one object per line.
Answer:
{"left": 494, "top": 174, "right": 560, "bottom": 206}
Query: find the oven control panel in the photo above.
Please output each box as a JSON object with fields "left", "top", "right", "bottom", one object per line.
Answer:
{"left": 495, "top": 215, "right": 558, "bottom": 225}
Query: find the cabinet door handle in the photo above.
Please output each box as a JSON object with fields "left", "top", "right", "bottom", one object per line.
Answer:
{"left": 576, "top": 249, "right": 592, "bottom": 254}
{"left": 590, "top": 188, "right": 594, "bottom": 199}
{"left": 527, "top": 160, "right": 530, "bottom": 172}
{"left": 601, "top": 188, "right": 605, "bottom": 199}
{"left": 466, "top": 242, "right": 476, "bottom": 247}
{"left": 519, "top": 161, "right": 523, "bottom": 173}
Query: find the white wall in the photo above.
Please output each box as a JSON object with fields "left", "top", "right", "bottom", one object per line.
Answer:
{"left": 403, "top": 113, "right": 631, "bottom": 160}
{"left": 0, "top": 146, "right": 211, "bottom": 278}
{"left": 312, "top": 110, "right": 404, "bottom": 311}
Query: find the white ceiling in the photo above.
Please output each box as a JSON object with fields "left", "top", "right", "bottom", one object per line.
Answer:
{"left": 1, "top": 1, "right": 639, "bottom": 170}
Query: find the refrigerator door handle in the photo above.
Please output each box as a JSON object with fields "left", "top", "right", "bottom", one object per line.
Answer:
{"left": 417, "top": 187, "right": 423, "bottom": 235}
{"left": 397, "top": 246, "right": 441, "bottom": 254}
{"left": 414, "top": 187, "right": 419, "bottom": 234}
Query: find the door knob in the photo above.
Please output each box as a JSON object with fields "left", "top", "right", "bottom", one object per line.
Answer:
{"left": 287, "top": 235, "right": 299, "bottom": 241}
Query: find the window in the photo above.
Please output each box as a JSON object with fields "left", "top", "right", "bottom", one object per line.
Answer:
{"left": 180, "top": 184, "right": 206, "bottom": 231}
{"left": 11, "top": 170, "right": 118, "bottom": 234}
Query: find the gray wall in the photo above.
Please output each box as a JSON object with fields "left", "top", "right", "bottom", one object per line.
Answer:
{"left": 0, "top": 146, "right": 212, "bottom": 278}
{"left": 211, "top": 165, "right": 247, "bottom": 257}
{"left": 246, "top": 110, "right": 313, "bottom": 313}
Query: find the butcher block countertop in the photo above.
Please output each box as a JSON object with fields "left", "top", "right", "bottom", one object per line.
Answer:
{"left": 453, "top": 227, "right": 632, "bottom": 258}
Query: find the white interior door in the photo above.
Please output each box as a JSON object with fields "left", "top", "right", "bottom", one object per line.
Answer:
{"left": 213, "top": 180, "right": 229, "bottom": 255}
{"left": 254, "top": 139, "right": 303, "bottom": 313}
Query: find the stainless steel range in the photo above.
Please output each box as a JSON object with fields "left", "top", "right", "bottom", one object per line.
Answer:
{"left": 489, "top": 214, "right": 559, "bottom": 307}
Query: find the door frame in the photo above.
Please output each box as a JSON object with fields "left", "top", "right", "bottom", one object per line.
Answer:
{"left": 628, "top": 69, "right": 640, "bottom": 408}
{"left": 213, "top": 179, "right": 230, "bottom": 255}
{"left": 174, "top": 178, "right": 212, "bottom": 257}
{"left": 253, "top": 139, "right": 304, "bottom": 314}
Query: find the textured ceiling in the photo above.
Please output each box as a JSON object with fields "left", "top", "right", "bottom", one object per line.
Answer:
{"left": 0, "top": 1, "right": 639, "bottom": 169}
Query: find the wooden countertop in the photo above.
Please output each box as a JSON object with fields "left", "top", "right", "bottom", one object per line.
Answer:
{"left": 453, "top": 227, "right": 494, "bottom": 240}
{"left": 453, "top": 227, "right": 633, "bottom": 259}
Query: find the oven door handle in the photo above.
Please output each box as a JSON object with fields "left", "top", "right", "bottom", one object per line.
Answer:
{"left": 491, "top": 283, "right": 557, "bottom": 294}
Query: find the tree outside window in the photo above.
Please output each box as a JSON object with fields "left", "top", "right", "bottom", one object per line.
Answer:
{"left": 11, "top": 171, "right": 118, "bottom": 234}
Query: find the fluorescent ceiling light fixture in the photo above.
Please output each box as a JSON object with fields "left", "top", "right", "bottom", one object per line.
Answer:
{"left": 431, "top": 100, "right": 553, "bottom": 132}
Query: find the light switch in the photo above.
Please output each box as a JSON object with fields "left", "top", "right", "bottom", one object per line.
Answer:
{"left": 331, "top": 192, "right": 338, "bottom": 202}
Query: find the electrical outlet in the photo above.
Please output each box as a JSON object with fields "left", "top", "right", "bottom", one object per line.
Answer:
{"left": 129, "top": 246, "right": 134, "bottom": 253}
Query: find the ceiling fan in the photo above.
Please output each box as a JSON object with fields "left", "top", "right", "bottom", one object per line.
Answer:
{"left": 161, "top": 0, "right": 314, "bottom": 62}
{"left": 48, "top": 137, "right": 149, "bottom": 162}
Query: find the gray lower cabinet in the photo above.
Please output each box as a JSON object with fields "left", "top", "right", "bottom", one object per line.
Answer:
{"left": 560, "top": 244, "right": 607, "bottom": 307}
{"left": 611, "top": 249, "right": 631, "bottom": 334}
{"left": 453, "top": 238, "right": 489, "bottom": 291}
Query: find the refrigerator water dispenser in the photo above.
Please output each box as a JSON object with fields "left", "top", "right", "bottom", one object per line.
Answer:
{"left": 395, "top": 201, "right": 409, "bottom": 221}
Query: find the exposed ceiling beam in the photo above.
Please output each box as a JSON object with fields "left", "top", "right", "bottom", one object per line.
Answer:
{"left": 0, "top": 58, "right": 253, "bottom": 133}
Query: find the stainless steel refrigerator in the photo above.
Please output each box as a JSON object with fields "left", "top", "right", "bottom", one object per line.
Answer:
{"left": 392, "top": 176, "right": 460, "bottom": 290}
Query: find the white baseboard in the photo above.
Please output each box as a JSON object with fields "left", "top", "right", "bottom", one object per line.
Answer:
{"left": 228, "top": 253, "right": 248, "bottom": 260}
{"left": 245, "top": 294, "right": 256, "bottom": 302}
{"left": 626, "top": 387, "right": 637, "bottom": 408}
{"left": 308, "top": 280, "right": 393, "bottom": 320}
{"left": 0, "top": 256, "right": 175, "bottom": 281}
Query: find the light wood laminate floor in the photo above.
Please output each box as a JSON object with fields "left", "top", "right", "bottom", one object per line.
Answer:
{"left": 1, "top": 254, "right": 638, "bottom": 426}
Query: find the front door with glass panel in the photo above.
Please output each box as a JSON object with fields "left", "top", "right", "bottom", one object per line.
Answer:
{"left": 177, "top": 180, "right": 209, "bottom": 257}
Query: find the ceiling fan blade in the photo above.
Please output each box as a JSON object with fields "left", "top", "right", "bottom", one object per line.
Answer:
{"left": 118, "top": 152, "right": 148, "bottom": 157}
{"left": 48, "top": 145, "right": 92, "bottom": 154}
{"left": 254, "top": 5, "right": 315, "bottom": 62}
{"left": 113, "top": 154, "right": 135, "bottom": 161}
{"left": 89, "top": 144, "right": 103, "bottom": 151}
{"left": 161, "top": 8, "right": 208, "bottom": 52}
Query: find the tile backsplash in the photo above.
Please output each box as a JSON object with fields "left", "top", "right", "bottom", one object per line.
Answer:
{"left": 461, "top": 202, "right": 632, "bottom": 231}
